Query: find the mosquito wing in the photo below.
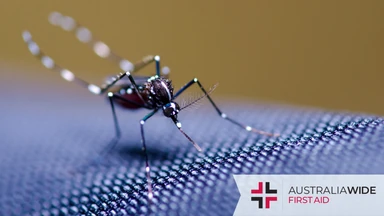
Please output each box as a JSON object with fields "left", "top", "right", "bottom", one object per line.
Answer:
{"left": 176, "top": 83, "right": 219, "bottom": 111}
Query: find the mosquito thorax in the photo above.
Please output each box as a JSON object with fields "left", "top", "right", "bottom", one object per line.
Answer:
{"left": 162, "top": 102, "right": 180, "bottom": 117}
{"left": 145, "top": 77, "right": 174, "bottom": 106}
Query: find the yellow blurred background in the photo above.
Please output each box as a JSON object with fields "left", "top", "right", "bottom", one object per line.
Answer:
{"left": 0, "top": 0, "right": 383, "bottom": 115}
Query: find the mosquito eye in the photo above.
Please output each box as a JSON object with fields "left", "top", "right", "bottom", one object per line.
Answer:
{"left": 175, "top": 103, "right": 180, "bottom": 111}
{"left": 163, "top": 106, "right": 174, "bottom": 117}
{"left": 163, "top": 103, "right": 179, "bottom": 117}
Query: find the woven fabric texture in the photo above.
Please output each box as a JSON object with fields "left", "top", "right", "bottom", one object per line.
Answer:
{"left": 1, "top": 75, "right": 383, "bottom": 216}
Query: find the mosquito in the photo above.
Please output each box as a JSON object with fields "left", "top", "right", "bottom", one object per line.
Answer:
{"left": 22, "top": 12, "right": 279, "bottom": 201}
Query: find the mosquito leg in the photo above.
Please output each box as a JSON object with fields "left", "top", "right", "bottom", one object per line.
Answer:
{"left": 23, "top": 20, "right": 169, "bottom": 96}
{"left": 132, "top": 55, "right": 157, "bottom": 74}
{"left": 48, "top": 11, "right": 135, "bottom": 71}
{"left": 104, "top": 92, "right": 153, "bottom": 152}
{"left": 22, "top": 30, "right": 131, "bottom": 95}
{"left": 154, "top": 55, "right": 161, "bottom": 77}
{"left": 130, "top": 55, "right": 161, "bottom": 76}
{"left": 22, "top": 31, "right": 104, "bottom": 94}
{"left": 99, "top": 93, "right": 123, "bottom": 156}
{"left": 170, "top": 116, "right": 202, "bottom": 152}
{"left": 48, "top": 12, "right": 170, "bottom": 76}
{"left": 140, "top": 109, "right": 159, "bottom": 201}
{"left": 173, "top": 78, "right": 279, "bottom": 136}
{"left": 124, "top": 72, "right": 147, "bottom": 104}
{"left": 131, "top": 55, "right": 170, "bottom": 78}
{"left": 23, "top": 31, "right": 134, "bottom": 96}
{"left": 87, "top": 92, "right": 151, "bottom": 167}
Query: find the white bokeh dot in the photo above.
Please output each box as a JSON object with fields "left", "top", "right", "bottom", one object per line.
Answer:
{"left": 93, "top": 42, "right": 111, "bottom": 58}
{"left": 41, "top": 56, "right": 55, "bottom": 69}
{"left": 120, "top": 59, "right": 134, "bottom": 71}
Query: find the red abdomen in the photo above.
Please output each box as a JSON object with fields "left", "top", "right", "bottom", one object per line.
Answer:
{"left": 116, "top": 92, "right": 148, "bottom": 109}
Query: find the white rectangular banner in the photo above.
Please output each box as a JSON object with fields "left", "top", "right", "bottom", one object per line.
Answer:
{"left": 233, "top": 175, "right": 384, "bottom": 216}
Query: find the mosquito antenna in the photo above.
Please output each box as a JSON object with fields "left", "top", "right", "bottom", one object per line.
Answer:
{"left": 180, "top": 83, "right": 219, "bottom": 111}
{"left": 172, "top": 117, "right": 202, "bottom": 152}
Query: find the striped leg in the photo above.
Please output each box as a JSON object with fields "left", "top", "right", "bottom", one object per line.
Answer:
{"left": 139, "top": 109, "right": 160, "bottom": 201}
{"left": 22, "top": 31, "right": 104, "bottom": 94}
{"left": 100, "top": 92, "right": 152, "bottom": 156}
{"left": 69, "top": 92, "right": 151, "bottom": 173}
{"left": 22, "top": 30, "right": 134, "bottom": 95}
{"left": 48, "top": 11, "right": 170, "bottom": 77}
{"left": 174, "top": 78, "right": 279, "bottom": 137}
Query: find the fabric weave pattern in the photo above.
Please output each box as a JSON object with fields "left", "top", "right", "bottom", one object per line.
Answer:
{"left": 1, "top": 81, "right": 383, "bottom": 216}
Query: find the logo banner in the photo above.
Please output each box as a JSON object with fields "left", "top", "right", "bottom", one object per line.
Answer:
{"left": 233, "top": 175, "right": 384, "bottom": 216}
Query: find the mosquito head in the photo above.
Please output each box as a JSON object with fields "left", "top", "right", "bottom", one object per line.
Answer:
{"left": 162, "top": 102, "right": 180, "bottom": 117}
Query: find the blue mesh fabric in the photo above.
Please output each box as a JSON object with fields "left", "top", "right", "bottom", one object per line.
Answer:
{"left": 1, "top": 77, "right": 383, "bottom": 216}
